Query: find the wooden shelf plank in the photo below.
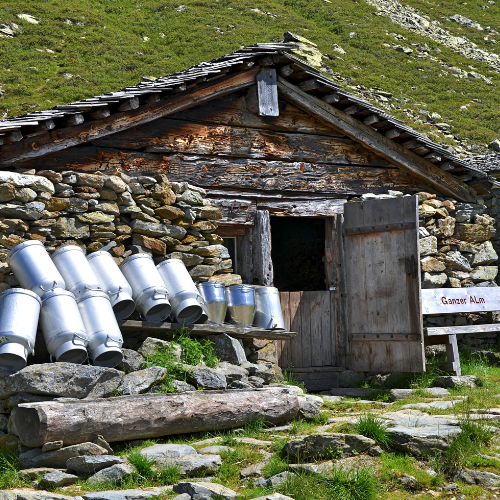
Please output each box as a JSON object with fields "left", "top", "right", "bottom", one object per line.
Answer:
{"left": 118, "top": 320, "right": 298, "bottom": 340}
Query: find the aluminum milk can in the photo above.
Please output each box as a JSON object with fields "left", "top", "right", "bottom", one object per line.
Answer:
{"left": 225, "top": 285, "right": 256, "bottom": 326}
{"left": 196, "top": 282, "right": 227, "bottom": 324}
{"left": 254, "top": 286, "right": 285, "bottom": 329}
{"left": 0, "top": 288, "right": 41, "bottom": 372}
{"left": 157, "top": 259, "right": 203, "bottom": 325}
{"left": 120, "top": 254, "right": 171, "bottom": 322}
{"left": 39, "top": 289, "right": 88, "bottom": 364}
{"left": 52, "top": 245, "right": 101, "bottom": 298}
{"left": 8, "top": 240, "right": 65, "bottom": 297}
{"left": 77, "top": 290, "right": 123, "bottom": 368}
{"left": 87, "top": 251, "right": 135, "bottom": 320}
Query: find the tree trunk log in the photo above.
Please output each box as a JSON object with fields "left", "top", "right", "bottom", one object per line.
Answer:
{"left": 15, "top": 388, "right": 299, "bottom": 448}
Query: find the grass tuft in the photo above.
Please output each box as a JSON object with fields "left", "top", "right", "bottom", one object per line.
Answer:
{"left": 353, "top": 413, "right": 391, "bottom": 447}
{"left": 0, "top": 453, "right": 23, "bottom": 490}
{"left": 325, "top": 466, "right": 379, "bottom": 500}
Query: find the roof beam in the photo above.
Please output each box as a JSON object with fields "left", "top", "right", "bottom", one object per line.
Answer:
{"left": 0, "top": 67, "right": 260, "bottom": 166}
{"left": 276, "top": 76, "right": 476, "bottom": 202}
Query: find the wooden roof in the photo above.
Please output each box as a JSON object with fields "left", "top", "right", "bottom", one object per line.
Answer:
{"left": 0, "top": 41, "right": 492, "bottom": 201}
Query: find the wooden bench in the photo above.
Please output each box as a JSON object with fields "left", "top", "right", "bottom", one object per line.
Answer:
{"left": 422, "top": 287, "right": 500, "bottom": 375}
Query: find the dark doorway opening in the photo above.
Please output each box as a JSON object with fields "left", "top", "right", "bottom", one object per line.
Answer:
{"left": 270, "top": 217, "right": 326, "bottom": 291}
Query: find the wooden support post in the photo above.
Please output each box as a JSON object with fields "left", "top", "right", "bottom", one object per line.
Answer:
{"left": 424, "top": 334, "right": 461, "bottom": 375}
{"left": 66, "top": 114, "right": 84, "bottom": 127}
{"left": 90, "top": 107, "right": 111, "bottom": 120}
{"left": 253, "top": 210, "right": 274, "bottom": 286}
{"left": 118, "top": 98, "right": 140, "bottom": 112}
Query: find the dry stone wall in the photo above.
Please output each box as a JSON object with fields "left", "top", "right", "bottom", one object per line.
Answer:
{"left": 417, "top": 190, "right": 500, "bottom": 347}
{"left": 0, "top": 170, "right": 242, "bottom": 291}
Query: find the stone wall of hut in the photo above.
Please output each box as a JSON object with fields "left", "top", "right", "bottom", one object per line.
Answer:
{"left": 0, "top": 170, "right": 242, "bottom": 292}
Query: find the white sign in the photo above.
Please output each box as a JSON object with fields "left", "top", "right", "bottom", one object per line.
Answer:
{"left": 422, "top": 287, "right": 500, "bottom": 315}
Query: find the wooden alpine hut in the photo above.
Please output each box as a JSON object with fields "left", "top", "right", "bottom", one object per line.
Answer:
{"left": 0, "top": 35, "right": 495, "bottom": 390}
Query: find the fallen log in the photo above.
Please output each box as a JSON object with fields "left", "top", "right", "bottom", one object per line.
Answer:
{"left": 15, "top": 388, "right": 299, "bottom": 448}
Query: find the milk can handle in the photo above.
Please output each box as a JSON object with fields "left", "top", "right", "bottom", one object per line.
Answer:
{"left": 108, "top": 286, "right": 123, "bottom": 296}
{"left": 73, "top": 332, "right": 89, "bottom": 346}
{"left": 40, "top": 281, "right": 58, "bottom": 292}
{"left": 85, "top": 285, "right": 102, "bottom": 291}
{"left": 153, "top": 288, "right": 168, "bottom": 299}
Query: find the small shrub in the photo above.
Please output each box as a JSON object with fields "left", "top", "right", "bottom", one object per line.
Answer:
{"left": 353, "top": 413, "right": 391, "bottom": 447}
{"left": 325, "top": 466, "right": 378, "bottom": 500}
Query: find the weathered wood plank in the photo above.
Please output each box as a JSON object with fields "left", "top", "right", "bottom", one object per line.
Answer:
{"left": 92, "top": 119, "right": 389, "bottom": 166}
{"left": 253, "top": 210, "right": 273, "bottom": 286}
{"left": 168, "top": 90, "right": 345, "bottom": 136}
{"left": 256, "top": 199, "right": 346, "bottom": 217}
{"left": 257, "top": 68, "right": 279, "bottom": 117}
{"left": 207, "top": 198, "right": 256, "bottom": 226}
{"left": 300, "top": 292, "right": 313, "bottom": 370}
{"left": 236, "top": 227, "right": 253, "bottom": 283}
{"left": 276, "top": 76, "right": 477, "bottom": 202}
{"left": 289, "top": 291, "right": 303, "bottom": 369}
{"left": 21, "top": 146, "right": 427, "bottom": 196}
{"left": 422, "top": 287, "right": 500, "bottom": 315}
{"left": 0, "top": 68, "right": 261, "bottom": 166}
{"left": 118, "top": 320, "right": 297, "bottom": 340}
{"left": 425, "top": 324, "right": 500, "bottom": 336}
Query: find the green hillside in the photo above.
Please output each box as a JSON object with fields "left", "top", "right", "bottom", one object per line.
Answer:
{"left": 1, "top": 0, "right": 500, "bottom": 156}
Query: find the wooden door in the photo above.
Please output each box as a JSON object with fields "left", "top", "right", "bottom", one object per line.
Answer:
{"left": 278, "top": 291, "right": 339, "bottom": 390}
{"left": 343, "top": 196, "right": 425, "bottom": 372}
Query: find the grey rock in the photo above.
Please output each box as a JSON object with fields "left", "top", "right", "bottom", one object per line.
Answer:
{"left": 435, "top": 375, "right": 477, "bottom": 388}
{"left": 164, "top": 454, "right": 222, "bottom": 476}
{"left": 322, "top": 395, "right": 343, "bottom": 403}
{"left": 255, "top": 472, "right": 295, "bottom": 488}
{"left": 330, "top": 388, "right": 375, "bottom": 397}
{"left": 94, "top": 436, "right": 113, "bottom": 455}
{"left": 240, "top": 460, "right": 268, "bottom": 478}
{"left": 18, "top": 468, "right": 62, "bottom": 480}
{"left": 207, "top": 334, "right": 246, "bottom": 365}
{"left": 298, "top": 398, "right": 322, "bottom": 420}
{"left": 444, "top": 251, "right": 472, "bottom": 271}
{"left": 21, "top": 442, "right": 109, "bottom": 469}
{"left": 117, "top": 349, "right": 145, "bottom": 372}
{"left": 172, "top": 496, "right": 191, "bottom": 500}
{"left": 0, "top": 203, "right": 45, "bottom": 220}
{"left": 246, "top": 363, "right": 274, "bottom": 383}
{"left": 215, "top": 362, "right": 249, "bottom": 382}
{"left": 138, "top": 338, "right": 181, "bottom": 360}
{"left": 176, "top": 190, "right": 203, "bottom": 205}
{"left": 248, "top": 495, "right": 294, "bottom": 500}
{"left": 388, "top": 423, "right": 459, "bottom": 456}
{"left": 489, "top": 139, "right": 500, "bottom": 152}
{"left": 368, "top": 445, "right": 384, "bottom": 456}
{"left": 402, "top": 400, "right": 463, "bottom": 410}
{"left": 228, "top": 380, "right": 253, "bottom": 390}
{"left": 171, "top": 380, "right": 196, "bottom": 392}
{"left": 419, "top": 236, "right": 437, "bottom": 256}
{"left": 0, "top": 363, "right": 124, "bottom": 399}
{"left": 66, "top": 455, "right": 126, "bottom": 475}
{"left": 83, "top": 489, "right": 170, "bottom": 500}
{"left": 453, "top": 468, "right": 500, "bottom": 486}
{"left": 0, "top": 172, "right": 54, "bottom": 193}
{"left": 40, "top": 470, "right": 78, "bottom": 488}
{"left": 248, "top": 376, "right": 265, "bottom": 388}
{"left": 6, "top": 393, "right": 56, "bottom": 409}
{"left": 198, "top": 445, "right": 234, "bottom": 455}
{"left": 87, "top": 463, "right": 135, "bottom": 484}
{"left": 1, "top": 490, "right": 74, "bottom": 500}
{"left": 400, "top": 474, "right": 419, "bottom": 492}
{"left": 173, "top": 482, "right": 237, "bottom": 500}
{"left": 42, "top": 441, "right": 63, "bottom": 452}
{"left": 140, "top": 444, "right": 197, "bottom": 462}
{"left": 131, "top": 219, "right": 186, "bottom": 240}
{"left": 389, "top": 387, "right": 449, "bottom": 401}
{"left": 191, "top": 367, "right": 227, "bottom": 390}
{"left": 284, "top": 433, "right": 375, "bottom": 462}
{"left": 117, "top": 367, "right": 167, "bottom": 395}
{"left": 421, "top": 272, "right": 447, "bottom": 288}
{"left": 472, "top": 241, "right": 498, "bottom": 266}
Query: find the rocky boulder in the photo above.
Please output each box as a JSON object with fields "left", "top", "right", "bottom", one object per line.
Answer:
{"left": 0, "top": 364, "right": 123, "bottom": 399}
{"left": 284, "top": 433, "right": 375, "bottom": 462}
{"left": 205, "top": 334, "right": 246, "bottom": 365}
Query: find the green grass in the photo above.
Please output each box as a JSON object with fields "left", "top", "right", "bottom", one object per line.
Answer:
{"left": 1, "top": 0, "right": 500, "bottom": 150}
{"left": 0, "top": 453, "right": 23, "bottom": 490}
{"left": 434, "top": 414, "right": 494, "bottom": 474}
{"left": 353, "top": 413, "right": 391, "bottom": 447}
{"left": 141, "top": 328, "right": 218, "bottom": 392}
{"left": 281, "top": 370, "right": 306, "bottom": 392}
